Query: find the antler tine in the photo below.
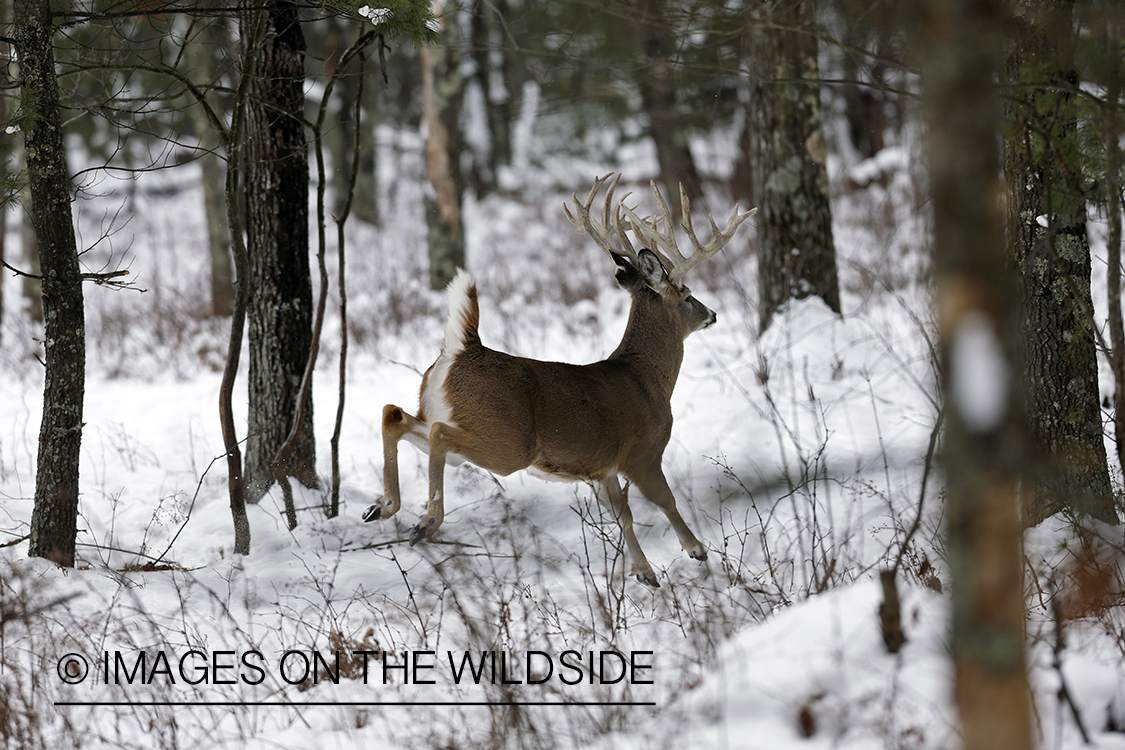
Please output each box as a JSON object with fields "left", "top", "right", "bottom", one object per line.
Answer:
{"left": 568, "top": 174, "right": 755, "bottom": 284}
{"left": 672, "top": 183, "right": 758, "bottom": 286}
{"left": 564, "top": 172, "right": 640, "bottom": 265}
{"left": 612, "top": 191, "right": 639, "bottom": 258}
{"left": 617, "top": 181, "right": 680, "bottom": 274}
{"left": 645, "top": 180, "right": 682, "bottom": 272}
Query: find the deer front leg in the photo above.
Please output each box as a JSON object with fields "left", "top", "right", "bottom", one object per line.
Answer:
{"left": 363, "top": 404, "right": 427, "bottom": 523}
{"left": 630, "top": 464, "right": 708, "bottom": 562}
{"left": 596, "top": 475, "right": 660, "bottom": 588}
{"left": 409, "top": 421, "right": 464, "bottom": 545}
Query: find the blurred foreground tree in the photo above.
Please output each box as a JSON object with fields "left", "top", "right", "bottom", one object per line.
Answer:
{"left": 916, "top": 0, "right": 1032, "bottom": 746}
{"left": 1003, "top": 0, "right": 1117, "bottom": 525}
{"left": 746, "top": 0, "right": 841, "bottom": 332}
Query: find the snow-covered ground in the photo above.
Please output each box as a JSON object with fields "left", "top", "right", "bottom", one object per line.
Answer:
{"left": 2, "top": 125, "right": 1124, "bottom": 749}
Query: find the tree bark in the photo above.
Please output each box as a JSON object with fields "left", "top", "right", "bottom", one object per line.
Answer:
{"left": 243, "top": 0, "right": 317, "bottom": 501}
{"left": 747, "top": 0, "right": 841, "bottom": 333}
{"left": 1003, "top": 0, "right": 1117, "bottom": 525}
{"left": 423, "top": 4, "right": 466, "bottom": 290}
{"left": 915, "top": 0, "right": 1032, "bottom": 746}
{"left": 16, "top": 0, "right": 86, "bottom": 568}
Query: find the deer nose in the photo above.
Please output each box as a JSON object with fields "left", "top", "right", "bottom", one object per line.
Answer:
{"left": 704, "top": 310, "right": 717, "bottom": 329}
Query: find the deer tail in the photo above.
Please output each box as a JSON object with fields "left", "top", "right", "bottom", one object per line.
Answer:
{"left": 442, "top": 269, "right": 480, "bottom": 355}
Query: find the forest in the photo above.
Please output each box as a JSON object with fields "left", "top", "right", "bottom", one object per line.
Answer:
{"left": 1, "top": 1, "right": 1124, "bottom": 749}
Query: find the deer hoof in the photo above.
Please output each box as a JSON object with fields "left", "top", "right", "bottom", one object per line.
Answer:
{"left": 409, "top": 519, "right": 435, "bottom": 546}
{"left": 362, "top": 503, "right": 384, "bottom": 523}
{"left": 634, "top": 570, "right": 660, "bottom": 588}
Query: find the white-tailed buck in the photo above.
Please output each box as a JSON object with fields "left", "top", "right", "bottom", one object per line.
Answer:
{"left": 363, "top": 173, "right": 755, "bottom": 586}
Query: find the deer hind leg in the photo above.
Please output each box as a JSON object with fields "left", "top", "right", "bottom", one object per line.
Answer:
{"left": 409, "top": 421, "right": 470, "bottom": 545}
{"left": 630, "top": 465, "right": 708, "bottom": 562}
{"left": 595, "top": 475, "right": 660, "bottom": 588}
{"left": 363, "top": 404, "right": 428, "bottom": 523}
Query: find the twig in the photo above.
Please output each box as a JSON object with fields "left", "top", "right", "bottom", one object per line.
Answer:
{"left": 153, "top": 451, "right": 226, "bottom": 565}
{"left": 2, "top": 259, "right": 143, "bottom": 291}
{"left": 1051, "top": 588, "right": 1092, "bottom": 744}
{"left": 892, "top": 406, "right": 945, "bottom": 577}
{"left": 0, "top": 534, "right": 30, "bottom": 549}
{"left": 75, "top": 542, "right": 189, "bottom": 568}
{"left": 329, "top": 43, "right": 367, "bottom": 518}
{"left": 1, "top": 259, "right": 38, "bottom": 279}
{"left": 343, "top": 538, "right": 482, "bottom": 552}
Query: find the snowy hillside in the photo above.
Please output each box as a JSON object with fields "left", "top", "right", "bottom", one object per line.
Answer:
{"left": 2, "top": 127, "right": 1125, "bottom": 750}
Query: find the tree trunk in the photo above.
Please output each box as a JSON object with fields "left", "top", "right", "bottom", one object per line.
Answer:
{"left": 467, "top": 0, "right": 512, "bottom": 197}
{"left": 838, "top": 9, "right": 898, "bottom": 163}
{"left": 731, "top": 110, "right": 754, "bottom": 208}
{"left": 200, "top": 136, "right": 235, "bottom": 317}
{"left": 1003, "top": 0, "right": 1117, "bottom": 525}
{"left": 243, "top": 0, "right": 317, "bottom": 501}
{"left": 192, "top": 16, "right": 235, "bottom": 318}
{"left": 747, "top": 0, "right": 841, "bottom": 333}
{"left": 16, "top": 0, "right": 86, "bottom": 568}
{"left": 632, "top": 0, "right": 702, "bottom": 224}
{"left": 422, "top": 4, "right": 466, "bottom": 290}
{"left": 325, "top": 16, "right": 380, "bottom": 227}
{"left": 915, "top": 0, "right": 1032, "bottom": 746}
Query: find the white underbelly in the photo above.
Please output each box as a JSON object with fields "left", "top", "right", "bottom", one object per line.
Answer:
{"left": 526, "top": 466, "right": 581, "bottom": 483}
{"left": 402, "top": 428, "right": 466, "bottom": 466}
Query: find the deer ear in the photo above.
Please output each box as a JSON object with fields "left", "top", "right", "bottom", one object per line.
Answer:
{"left": 637, "top": 249, "right": 670, "bottom": 290}
{"left": 611, "top": 251, "right": 640, "bottom": 289}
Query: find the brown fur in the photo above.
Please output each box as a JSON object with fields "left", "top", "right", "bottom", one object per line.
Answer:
{"left": 364, "top": 257, "right": 715, "bottom": 588}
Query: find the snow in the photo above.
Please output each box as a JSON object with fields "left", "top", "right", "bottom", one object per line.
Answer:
{"left": 2, "top": 132, "right": 1124, "bottom": 750}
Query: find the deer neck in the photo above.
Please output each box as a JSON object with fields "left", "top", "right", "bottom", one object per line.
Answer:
{"left": 610, "top": 292, "right": 685, "bottom": 400}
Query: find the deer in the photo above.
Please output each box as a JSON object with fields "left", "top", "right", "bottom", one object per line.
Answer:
{"left": 362, "top": 173, "right": 755, "bottom": 587}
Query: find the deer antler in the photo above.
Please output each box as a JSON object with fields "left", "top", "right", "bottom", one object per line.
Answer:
{"left": 619, "top": 180, "right": 757, "bottom": 288}
{"left": 566, "top": 174, "right": 756, "bottom": 288}
{"left": 563, "top": 172, "right": 640, "bottom": 267}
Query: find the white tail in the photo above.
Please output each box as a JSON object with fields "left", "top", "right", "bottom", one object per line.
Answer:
{"left": 363, "top": 174, "right": 755, "bottom": 587}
